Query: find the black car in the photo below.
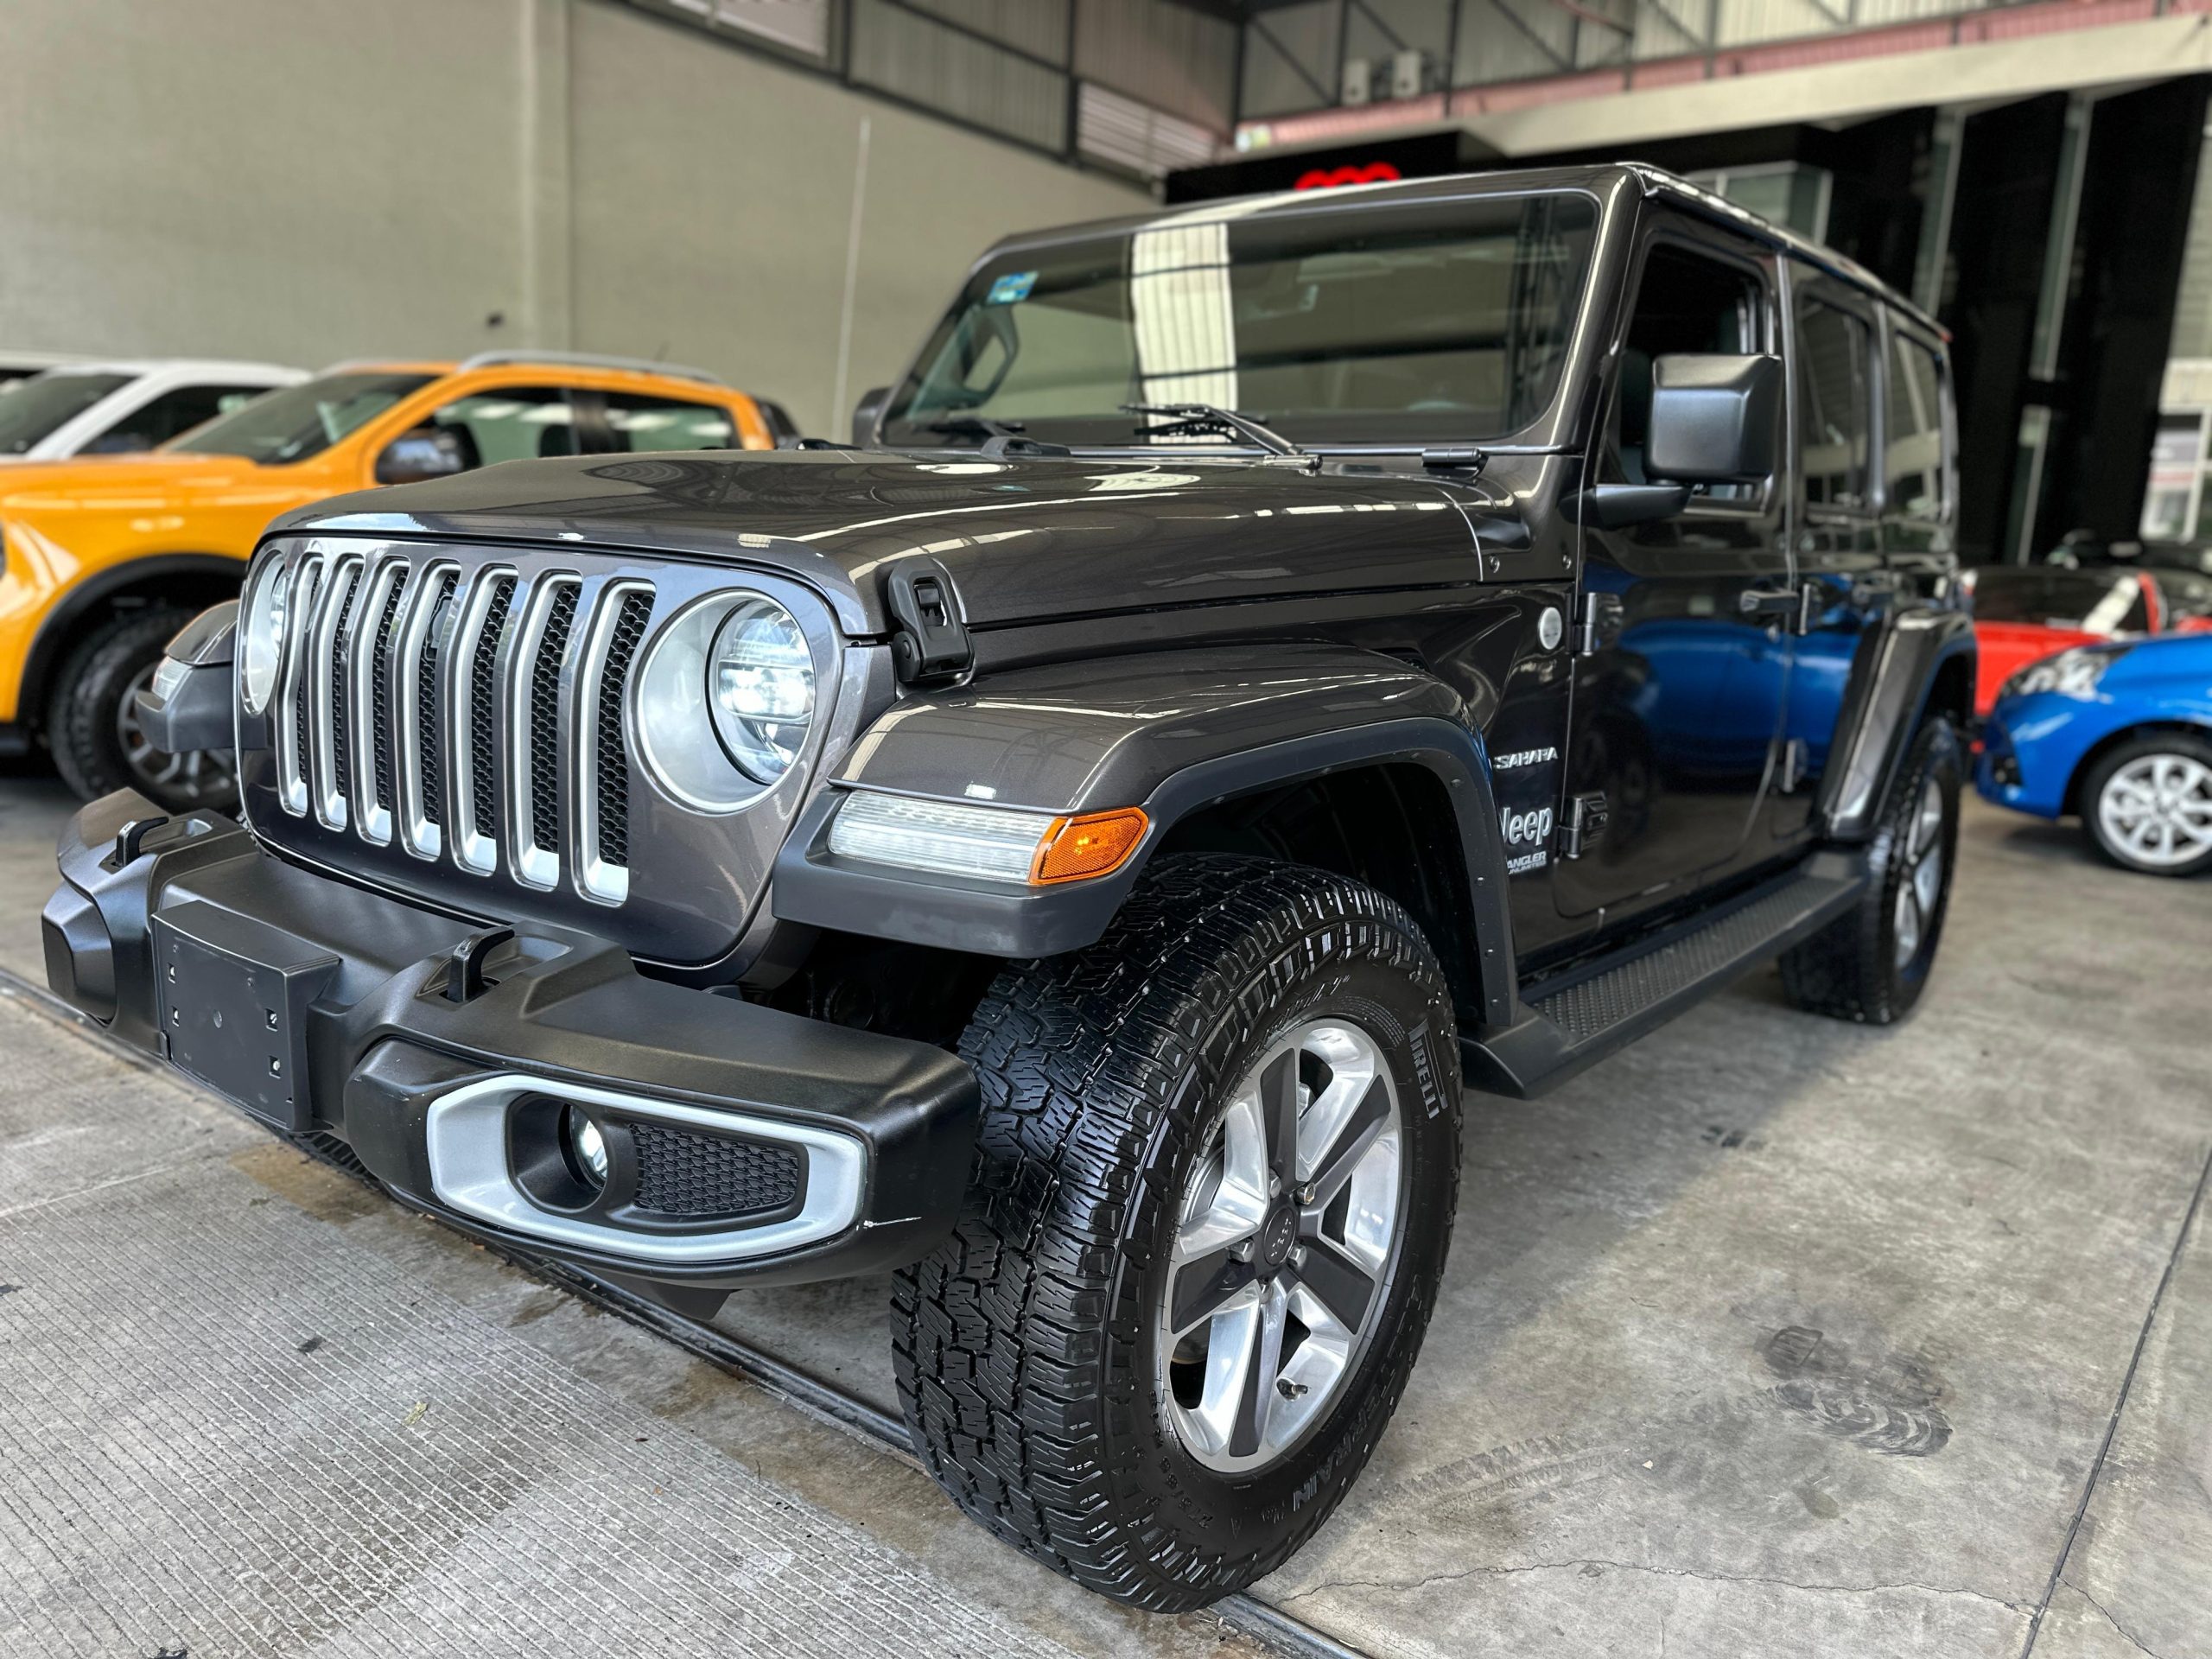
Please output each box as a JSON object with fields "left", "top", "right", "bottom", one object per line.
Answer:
{"left": 46, "top": 165, "right": 1974, "bottom": 1610}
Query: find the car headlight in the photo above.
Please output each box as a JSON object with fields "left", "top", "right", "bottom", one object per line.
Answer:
{"left": 709, "top": 597, "right": 814, "bottom": 783}
{"left": 2002, "top": 644, "right": 2126, "bottom": 701}
{"left": 239, "top": 558, "right": 289, "bottom": 714}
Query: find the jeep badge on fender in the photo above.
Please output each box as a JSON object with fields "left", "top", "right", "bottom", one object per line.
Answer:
{"left": 48, "top": 165, "right": 1971, "bottom": 1613}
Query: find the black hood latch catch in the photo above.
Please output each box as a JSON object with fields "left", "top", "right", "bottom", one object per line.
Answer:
{"left": 883, "top": 556, "right": 973, "bottom": 688}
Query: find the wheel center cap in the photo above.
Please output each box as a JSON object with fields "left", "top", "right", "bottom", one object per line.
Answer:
{"left": 1259, "top": 1204, "right": 1299, "bottom": 1272}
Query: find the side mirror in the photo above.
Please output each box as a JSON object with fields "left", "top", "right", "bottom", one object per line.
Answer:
{"left": 375, "top": 425, "right": 471, "bottom": 486}
{"left": 1647, "top": 353, "right": 1783, "bottom": 485}
{"left": 851, "top": 386, "right": 890, "bottom": 448}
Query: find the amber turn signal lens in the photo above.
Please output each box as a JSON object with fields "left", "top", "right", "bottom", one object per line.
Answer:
{"left": 1031, "top": 807, "right": 1148, "bottom": 885}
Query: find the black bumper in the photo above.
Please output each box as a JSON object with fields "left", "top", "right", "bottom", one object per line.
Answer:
{"left": 42, "top": 791, "right": 980, "bottom": 1305}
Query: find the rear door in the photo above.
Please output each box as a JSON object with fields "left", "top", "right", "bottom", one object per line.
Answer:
{"left": 1554, "top": 214, "right": 1796, "bottom": 924}
{"left": 578, "top": 389, "right": 744, "bottom": 454}
{"left": 1772, "top": 265, "right": 1886, "bottom": 840}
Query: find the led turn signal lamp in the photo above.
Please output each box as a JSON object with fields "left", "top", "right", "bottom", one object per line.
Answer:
{"left": 1030, "top": 808, "right": 1148, "bottom": 885}
{"left": 827, "top": 791, "right": 1147, "bottom": 886}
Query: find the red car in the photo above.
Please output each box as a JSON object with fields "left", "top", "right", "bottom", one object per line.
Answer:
{"left": 1961, "top": 564, "right": 2212, "bottom": 715}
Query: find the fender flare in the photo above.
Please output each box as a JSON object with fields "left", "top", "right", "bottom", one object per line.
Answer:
{"left": 772, "top": 645, "right": 1518, "bottom": 1025}
{"left": 16, "top": 553, "right": 245, "bottom": 728}
{"left": 1817, "top": 607, "right": 1976, "bottom": 842}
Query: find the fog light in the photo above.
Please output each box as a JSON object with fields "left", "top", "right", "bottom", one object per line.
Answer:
{"left": 564, "top": 1107, "right": 608, "bottom": 1186}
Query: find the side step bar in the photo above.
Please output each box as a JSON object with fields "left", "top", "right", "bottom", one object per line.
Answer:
{"left": 1462, "top": 854, "right": 1869, "bottom": 1099}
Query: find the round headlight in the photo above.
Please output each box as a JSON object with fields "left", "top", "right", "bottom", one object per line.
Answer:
{"left": 708, "top": 597, "right": 814, "bottom": 783}
{"left": 239, "top": 559, "right": 290, "bottom": 715}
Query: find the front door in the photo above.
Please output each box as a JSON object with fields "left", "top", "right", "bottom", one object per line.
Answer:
{"left": 1555, "top": 222, "right": 1796, "bottom": 925}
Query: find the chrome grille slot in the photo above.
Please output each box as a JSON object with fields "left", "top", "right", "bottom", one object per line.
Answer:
{"left": 394, "top": 565, "right": 459, "bottom": 860}
{"left": 274, "top": 556, "right": 326, "bottom": 817}
{"left": 309, "top": 556, "right": 364, "bottom": 830}
{"left": 576, "top": 583, "right": 653, "bottom": 905}
{"left": 347, "top": 559, "right": 406, "bottom": 846}
{"left": 505, "top": 576, "right": 580, "bottom": 891}
{"left": 454, "top": 573, "right": 518, "bottom": 876}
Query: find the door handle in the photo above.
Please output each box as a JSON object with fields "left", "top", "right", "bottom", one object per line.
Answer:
{"left": 1739, "top": 583, "right": 1819, "bottom": 633}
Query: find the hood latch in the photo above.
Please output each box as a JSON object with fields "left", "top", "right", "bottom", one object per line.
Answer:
{"left": 883, "top": 556, "right": 973, "bottom": 688}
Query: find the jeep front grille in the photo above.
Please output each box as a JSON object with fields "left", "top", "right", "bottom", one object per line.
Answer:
{"left": 245, "top": 535, "right": 846, "bottom": 969}
{"left": 270, "top": 553, "right": 648, "bottom": 906}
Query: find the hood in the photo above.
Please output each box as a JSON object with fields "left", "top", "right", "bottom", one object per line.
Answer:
{"left": 0, "top": 450, "right": 271, "bottom": 512}
{"left": 283, "top": 450, "right": 1501, "bottom": 636}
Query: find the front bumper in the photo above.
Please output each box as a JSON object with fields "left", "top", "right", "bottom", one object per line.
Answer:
{"left": 42, "top": 791, "right": 980, "bottom": 1308}
{"left": 1973, "top": 698, "right": 2079, "bottom": 820}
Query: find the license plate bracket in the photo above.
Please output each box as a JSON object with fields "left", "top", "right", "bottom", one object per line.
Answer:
{"left": 152, "top": 899, "right": 340, "bottom": 1131}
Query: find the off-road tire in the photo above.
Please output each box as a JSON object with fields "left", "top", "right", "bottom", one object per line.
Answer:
{"left": 45, "top": 607, "right": 220, "bottom": 810}
{"left": 2077, "top": 731, "right": 2212, "bottom": 878}
{"left": 892, "top": 855, "right": 1462, "bottom": 1611}
{"left": 1778, "top": 716, "right": 1961, "bottom": 1024}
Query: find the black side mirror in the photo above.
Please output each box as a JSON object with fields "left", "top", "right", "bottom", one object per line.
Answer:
{"left": 376, "top": 425, "right": 471, "bottom": 486}
{"left": 851, "top": 387, "right": 890, "bottom": 448}
{"left": 1647, "top": 353, "right": 1783, "bottom": 485}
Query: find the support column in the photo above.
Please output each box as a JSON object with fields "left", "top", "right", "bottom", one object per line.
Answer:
{"left": 521, "top": 0, "right": 574, "bottom": 351}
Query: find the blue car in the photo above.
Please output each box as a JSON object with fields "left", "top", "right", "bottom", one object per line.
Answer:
{"left": 1977, "top": 632, "right": 2212, "bottom": 876}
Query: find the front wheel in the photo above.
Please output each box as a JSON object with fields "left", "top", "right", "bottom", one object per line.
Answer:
{"left": 892, "top": 855, "right": 1462, "bottom": 1611}
{"left": 46, "top": 607, "right": 236, "bottom": 811}
{"left": 2080, "top": 733, "right": 2212, "bottom": 877}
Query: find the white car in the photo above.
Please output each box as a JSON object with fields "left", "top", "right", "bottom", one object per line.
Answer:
{"left": 0, "top": 359, "right": 306, "bottom": 461}
{"left": 0, "top": 351, "right": 86, "bottom": 393}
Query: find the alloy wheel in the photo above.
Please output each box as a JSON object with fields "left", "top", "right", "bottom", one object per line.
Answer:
{"left": 1892, "top": 776, "right": 1947, "bottom": 969}
{"left": 117, "top": 661, "right": 235, "bottom": 808}
{"left": 1159, "top": 1018, "right": 1405, "bottom": 1476}
{"left": 2098, "top": 753, "right": 2212, "bottom": 869}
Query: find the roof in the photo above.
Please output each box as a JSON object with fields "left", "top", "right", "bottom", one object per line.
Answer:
{"left": 36, "top": 358, "right": 306, "bottom": 380}
{"left": 980, "top": 162, "right": 1944, "bottom": 341}
{"left": 316, "top": 353, "right": 729, "bottom": 388}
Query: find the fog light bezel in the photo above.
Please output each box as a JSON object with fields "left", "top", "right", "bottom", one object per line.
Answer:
{"left": 433, "top": 1076, "right": 866, "bottom": 1265}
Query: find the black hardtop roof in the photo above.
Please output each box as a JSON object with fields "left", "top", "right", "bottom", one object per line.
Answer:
{"left": 976, "top": 162, "right": 1945, "bottom": 342}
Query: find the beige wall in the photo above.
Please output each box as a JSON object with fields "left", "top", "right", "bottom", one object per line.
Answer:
{"left": 0, "top": 0, "right": 1147, "bottom": 436}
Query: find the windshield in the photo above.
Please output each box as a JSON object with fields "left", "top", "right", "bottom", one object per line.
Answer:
{"left": 880, "top": 191, "right": 1599, "bottom": 450}
{"left": 0, "top": 372, "right": 132, "bottom": 454}
{"left": 1966, "top": 568, "right": 2150, "bottom": 633}
{"left": 169, "top": 371, "right": 434, "bottom": 464}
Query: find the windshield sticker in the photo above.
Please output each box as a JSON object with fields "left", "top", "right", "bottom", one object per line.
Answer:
{"left": 986, "top": 270, "right": 1038, "bottom": 305}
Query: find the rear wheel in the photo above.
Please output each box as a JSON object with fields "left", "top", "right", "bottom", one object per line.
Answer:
{"left": 1779, "top": 716, "right": 1961, "bottom": 1024}
{"left": 2080, "top": 733, "right": 2212, "bottom": 877}
{"left": 45, "top": 607, "right": 235, "bottom": 811}
{"left": 892, "top": 855, "right": 1461, "bottom": 1611}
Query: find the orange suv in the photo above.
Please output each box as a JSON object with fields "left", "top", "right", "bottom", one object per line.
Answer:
{"left": 0, "top": 353, "right": 785, "bottom": 807}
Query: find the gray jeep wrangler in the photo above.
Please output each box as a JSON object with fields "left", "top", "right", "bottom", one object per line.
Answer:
{"left": 44, "top": 164, "right": 1974, "bottom": 1609}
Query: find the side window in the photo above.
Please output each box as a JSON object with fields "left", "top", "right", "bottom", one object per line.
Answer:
{"left": 86, "top": 383, "right": 268, "bottom": 453}
{"left": 596, "top": 391, "right": 739, "bottom": 454}
{"left": 1795, "top": 292, "right": 1872, "bottom": 510}
{"left": 428, "top": 385, "right": 580, "bottom": 467}
{"left": 1609, "top": 239, "right": 1767, "bottom": 501}
{"left": 1885, "top": 334, "right": 1947, "bottom": 520}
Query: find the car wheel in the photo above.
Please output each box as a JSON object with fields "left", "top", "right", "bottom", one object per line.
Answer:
{"left": 2080, "top": 733, "right": 2212, "bottom": 877}
{"left": 45, "top": 607, "right": 237, "bottom": 811}
{"left": 1779, "top": 715, "right": 1961, "bottom": 1024}
{"left": 892, "top": 855, "right": 1462, "bottom": 1611}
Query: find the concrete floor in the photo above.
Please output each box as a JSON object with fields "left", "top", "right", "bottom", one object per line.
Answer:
{"left": 1, "top": 762, "right": 2207, "bottom": 1657}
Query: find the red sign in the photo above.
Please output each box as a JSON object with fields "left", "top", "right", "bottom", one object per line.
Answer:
{"left": 1293, "top": 161, "right": 1404, "bottom": 191}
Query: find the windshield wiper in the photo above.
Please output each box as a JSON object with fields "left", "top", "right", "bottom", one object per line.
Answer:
{"left": 1119, "top": 403, "right": 1306, "bottom": 458}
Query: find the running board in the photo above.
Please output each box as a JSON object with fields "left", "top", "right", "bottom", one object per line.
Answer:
{"left": 1462, "top": 855, "right": 1868, "bottom": 1099}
